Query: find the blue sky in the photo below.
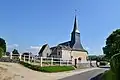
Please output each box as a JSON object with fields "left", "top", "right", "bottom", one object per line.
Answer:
{"left": 0, "top": 0, "right": 120, "bottom": 55}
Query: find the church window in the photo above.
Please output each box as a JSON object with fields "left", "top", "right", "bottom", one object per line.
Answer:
{"left": 58, "top": 52, "right": 61, "bottom": 55}
{"left": 47, "top": 53, "right": 49, "bottom": 57}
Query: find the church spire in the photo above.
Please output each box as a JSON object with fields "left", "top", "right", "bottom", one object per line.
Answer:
{"left": 71, "top": 13, "right": 84, "bottom": 50}
{"left": 73, "top": 15, "right": 80, "bottom": 33}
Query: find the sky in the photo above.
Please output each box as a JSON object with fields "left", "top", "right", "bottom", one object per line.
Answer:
{"left": 0, "top": 0, "right": 120, "bottom": 55}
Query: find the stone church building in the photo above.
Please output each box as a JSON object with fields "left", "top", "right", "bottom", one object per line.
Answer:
{"left": 38, "top": 15, "right": 88, "bottom": 62}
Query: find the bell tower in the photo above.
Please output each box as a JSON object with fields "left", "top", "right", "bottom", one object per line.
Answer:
{"left": 70, "top": 15, "right": 84, "bottom": 50}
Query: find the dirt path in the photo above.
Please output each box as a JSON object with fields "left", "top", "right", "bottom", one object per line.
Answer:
{"left": 0, "top": 62, "right": 99, "bottom": 80}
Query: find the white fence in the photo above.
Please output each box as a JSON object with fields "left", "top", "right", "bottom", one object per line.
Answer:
{"left": 9, "top": 53, "right": 97, "bottom": 68}
{"left": 10, "top": 53, "right": 72, "bottom": 67}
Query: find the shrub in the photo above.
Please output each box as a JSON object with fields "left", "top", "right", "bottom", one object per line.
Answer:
{"left": 0, "top": 48, "right": 4, "bottom": 58}
{"left": 110, "top": 53, "right": 120, "bottom": 79}
{"left": 101, "top": 70, "right": 116, "bottom": 80}
{"left": 99, "top": 61, "right": 108, "bottom": 66}
{"left": 19, "top": 61, "right": 40, "bottom": 71}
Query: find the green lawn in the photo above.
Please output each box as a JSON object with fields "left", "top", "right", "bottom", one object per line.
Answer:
{"left": 102, "top": 70, "right": 116, "bottom": 80}
{"left": 19, "top": 61, "right": 75, "bottom": 73}
{"left": 40, "top": 66, "right": 75, "bottom": 72}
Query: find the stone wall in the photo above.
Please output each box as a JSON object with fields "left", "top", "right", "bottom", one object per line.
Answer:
{"left": 77, "top": 61, "right": 97, "bottom": 68}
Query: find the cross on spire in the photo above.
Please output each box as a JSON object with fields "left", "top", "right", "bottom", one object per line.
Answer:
{"left": 72, "top": 10, "right": 80, "bottom": 33}
{"left": 75, "top": 9, "right": 77, "bottom": 16}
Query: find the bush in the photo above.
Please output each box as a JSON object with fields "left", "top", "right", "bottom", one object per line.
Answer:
{"left": 99, "top": 61, "right": 108, "bottom": 66}
{"left": 0, "top": 48, "right": 3, "bottom": 58}
{"left": 110, "top": 53, "right": 120, "bottom": 79}
{"left": 102, "top": 70, "right": 116, "bottom": 80}
{"left": 19, "top": 61, "right": 40, "bottom": 71}
{"left": 19, "top": 61, "right": 75, "bottom": 72}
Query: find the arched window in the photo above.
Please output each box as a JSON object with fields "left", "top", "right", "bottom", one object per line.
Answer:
{"left": 58, "top": 52, "right": 61, "bottom": 55}
{"left": 47, "top": 53, "right": 49, "bottom": 57}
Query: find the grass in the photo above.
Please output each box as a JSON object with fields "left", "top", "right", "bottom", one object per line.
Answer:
{"left": 101, "top": 70, "right": 116, "bottom": 80}
{"left": 19, "top": 61, "right": 75, "bottom": 73}
{"left": 40, "top": 66, "right": 75, "bottom": 72}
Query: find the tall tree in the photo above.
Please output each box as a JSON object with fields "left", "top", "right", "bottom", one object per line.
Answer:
{"left": 103, "top": 29, "right": 120, "bottom": 60}
{"left": 0, "top": 38, "right": 6, "bottom": 53}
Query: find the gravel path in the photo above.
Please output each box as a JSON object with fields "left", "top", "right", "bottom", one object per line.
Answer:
{"left": 0, "top": 62, "right": 100, "bottom": 80}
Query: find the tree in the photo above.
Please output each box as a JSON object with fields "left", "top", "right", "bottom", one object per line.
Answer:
{"left": 0, "top": 47, "right": 4, "bottom": 58}
{"left": 0, "top": 38, "right": 6, "bottom": 54}
{"left": 103, "top": 29, "right": 120, "bottom": 60}
{"left": 22, "top": 52, "right": 29, "bottom": 57}
{"left": 6, "top": 52, "right": 10, "bottom": 56}
{"left": 88, "top": 55, "right": 97, "bottom": 61}
{"left": 88, "top": 55, "right": 105, "bottom": 61}
{"left": 110, "top": 53, "right": 120, "bottom": 79}
{"left": 12, "top": 49, "right": 19, "bottom": 55}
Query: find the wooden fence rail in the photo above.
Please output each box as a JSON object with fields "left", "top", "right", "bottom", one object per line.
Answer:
{"left": 10, "top": 53, "right": 72, "bottom": 67}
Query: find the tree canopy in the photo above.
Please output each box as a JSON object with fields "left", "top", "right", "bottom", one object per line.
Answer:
{"left": 12, "top": 49, "right": 19, "bottom": 55}
{"left": 6, "top": 52, "right": 10, "bottom": 56}
{"left": 0, "top": 38, "right": 6, "bottom": 53}
{"left": 103, "top": 29, "right": 120, "bottom": 60}
{"left": 88, "top": 55, "right": 105, "bottom": 61}
{"left": 0, "top": 47, "right": 3, "bottom": 58}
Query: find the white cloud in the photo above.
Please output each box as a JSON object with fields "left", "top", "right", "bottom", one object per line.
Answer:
{"left": 30, "top": 46, "right": 41, "bottom": 50}
{"left": 24, "top": 45, "right": 42, "bottom": 55}
{"left": 7, "top": 44, "right": 19, "bottom": 48}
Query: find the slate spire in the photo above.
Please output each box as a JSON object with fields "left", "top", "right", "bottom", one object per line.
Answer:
{"left": 72, "top": 15, "right": 80, "bottom": 33}
{"left": 71, "top": 14, "right": 85, "bottom": 51}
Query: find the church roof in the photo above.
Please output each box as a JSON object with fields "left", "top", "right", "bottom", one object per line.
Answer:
{"left": 39, "top": 44, "right": 48, "bottom": 53}
{"left": 59, "top": 41, "right": 71, "bottom": 46}
{"left": 51, "top": 15, "right": 87, "bottom": 53}
{"left": 58, "top": 45, "right": 72, "bottom": 50}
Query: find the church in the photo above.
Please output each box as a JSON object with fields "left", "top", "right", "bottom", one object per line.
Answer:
{"left": 38, "top": 15, "right": 88, "bottom": 62}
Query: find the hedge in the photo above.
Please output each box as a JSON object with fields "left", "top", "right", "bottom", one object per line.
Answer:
{"left": 101, "top": 70, "right": 116, "bottom": 80}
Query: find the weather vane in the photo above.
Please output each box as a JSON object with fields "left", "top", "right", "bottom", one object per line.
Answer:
{"left": 75, "top": 9, "right": 77, "bottom": 16}
{"left": 75, "top": 9, "right": 80, "bottom": 16}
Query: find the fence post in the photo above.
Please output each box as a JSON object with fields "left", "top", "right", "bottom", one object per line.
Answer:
{"left": 60, "top": 58, "right": 61, "bottom": 66}
{"left": 51, "top": 57, "right": 53, "bottom": 66}
{"left": 40, "top": 57, "right": 42, "bottom": 67}
{"left": 66, "top": 60, "right": 69, "bottom": 66}
{"left": 34, "top": 57, "right": 35, "bottom": 64}
{"left": 10, "top": 52, "right": 12, "bottom": 59}
{"left": 31, "top": 56, "right": 33, "bottom": 64}
{"left": 66, "top": 60, "right": 67, "bottom": 66}
{"left": 32, "top": 57, "right": 33, "bottom": 62}
{"left": 19, "top": 54, "right": 21, "bottom": 61}
{"left": 29, "top": 54, "right": 30, "bottom": 63}
{"left": 24, "top": 55, "right": 25, "bottom": 62}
